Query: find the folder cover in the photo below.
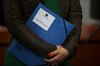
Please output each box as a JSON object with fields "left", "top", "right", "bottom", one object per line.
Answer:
{"left": 8, "top": 3, "right": 74, "bottom": 66}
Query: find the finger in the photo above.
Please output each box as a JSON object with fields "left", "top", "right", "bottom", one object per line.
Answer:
{"left": 48, "top": 50, "right": 59, "bottom": 57}
{"left": 48, "top": 45, "right": 62, "bottom": 57}
{"left": 56, "top": 45, "right": 63, "bottom": 49}
{"left": 43, "top": 58, "right": 48, "bottom": 61}
{"left": 47, "top": 55, "right": 60, "bottom": 62}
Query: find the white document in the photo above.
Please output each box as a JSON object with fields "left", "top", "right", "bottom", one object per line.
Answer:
{"left": 32, "top": 8, "right": 55, "bottom": 31}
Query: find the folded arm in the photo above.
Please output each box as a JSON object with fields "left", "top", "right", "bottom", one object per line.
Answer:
{"left": 3, "top": 0, "right": 56, "bottom": 58}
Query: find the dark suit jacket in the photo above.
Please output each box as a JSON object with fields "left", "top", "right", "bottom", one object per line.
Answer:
{"left": 3, "top": 0, "right": 82, "bottom": 60}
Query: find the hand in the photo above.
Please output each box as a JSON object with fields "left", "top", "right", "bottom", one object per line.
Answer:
{"left": 44, "top": 45, "right": 69, "bottom": 66}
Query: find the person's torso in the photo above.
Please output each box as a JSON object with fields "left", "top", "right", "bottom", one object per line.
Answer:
{"left": 19, "top": 0, "right": 70, "bottom": 23}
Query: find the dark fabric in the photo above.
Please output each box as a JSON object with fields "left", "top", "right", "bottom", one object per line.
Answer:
{"left": 3, "top": 0, "right": 57, "bottom": 59}
{"left": 4, "top": 51, "right": 25, "bottom": 66}
{"left": 0, "top": 0, "right": 5, "bottom": 25}
{"left": 4, "top": 51, "right": 71, "bottom": 66}
{"left": 59, "top": 0, "right": 82, "bottom": 59}
{"left": 3, "top": 0, "right": 82, "bottom": 65}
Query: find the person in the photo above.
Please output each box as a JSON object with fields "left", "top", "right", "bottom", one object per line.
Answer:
{"left": 3, "top": 0, "right": 82, "bottom": 66}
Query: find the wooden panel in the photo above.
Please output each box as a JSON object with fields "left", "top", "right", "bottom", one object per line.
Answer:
{"left": 80, "top": 23, "right": 98, "bottom": 40}
{"left": 0, "top": 47, "right": 7, "bottom": 66}
{"left": 91, "top": 29, "right": 100, "bottom": 41}
{"left": 0, "top": 32, "right": 11, "bottom": 44}
{"left": 71, "top": 44, "right": 100, "bottom": 66}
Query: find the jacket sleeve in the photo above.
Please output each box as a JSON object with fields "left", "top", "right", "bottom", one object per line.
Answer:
{"left": 63, "top": 0, "right": 82, "bottom": 59}
{"left": 3, "top": 0, "right": 56, "bottom": 58}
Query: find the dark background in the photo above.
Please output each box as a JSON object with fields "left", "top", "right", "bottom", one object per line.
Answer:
{"left": 90, "top": 0, "right": 100, "bottom": 20}
{"left": 0, "top": 0, "right": 5, "bottom": 25}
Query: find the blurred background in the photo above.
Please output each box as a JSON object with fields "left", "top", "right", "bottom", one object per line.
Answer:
{"left": 0, "top": 0, "right": 100, "bottom": 66}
